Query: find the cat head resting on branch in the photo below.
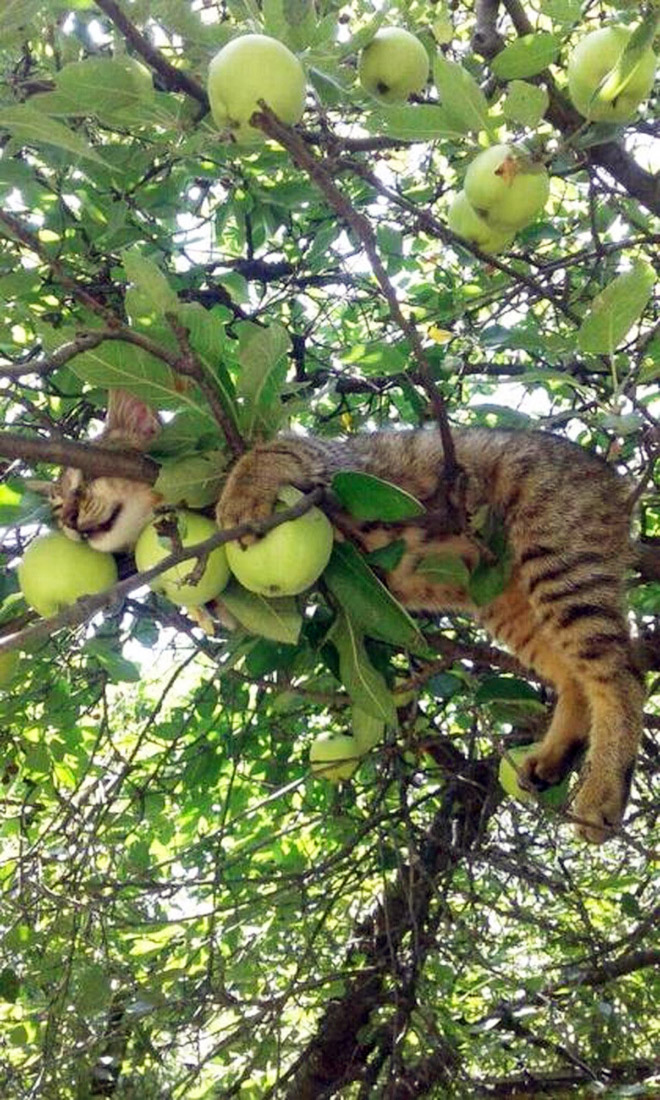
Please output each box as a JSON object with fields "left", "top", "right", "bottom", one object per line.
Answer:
{"left": 47, "top": 390, "right": 161, "bottom": 552}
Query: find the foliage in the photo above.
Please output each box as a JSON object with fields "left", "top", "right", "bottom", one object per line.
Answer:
{"left": 0, "top": 1, "right": 659, "bottom": 1097}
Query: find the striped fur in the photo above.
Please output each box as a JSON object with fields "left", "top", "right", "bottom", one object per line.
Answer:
{"left": 218, "top": 428, "right": 644, "bottom": 844}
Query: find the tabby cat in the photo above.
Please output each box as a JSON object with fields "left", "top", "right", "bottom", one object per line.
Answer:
{"left": 49, "top": 389, "right": 161, "bottom": 552}
{"left": 52, "top": 392, "right": 644, "bottom": 845}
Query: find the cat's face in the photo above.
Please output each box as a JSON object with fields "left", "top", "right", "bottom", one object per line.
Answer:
{"left": 51, "top": 468, "right": 157, "bottom": 552}
{"left": 49, "top": 389, "right": 161, "bottom": 552}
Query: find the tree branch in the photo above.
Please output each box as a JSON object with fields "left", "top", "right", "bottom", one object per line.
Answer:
{"left": 93, "top": 0, "right": 209, "bottom": 109}
{"left": 251, "top": 105, "right": 463, "bottom": 512}
{"left": 0, "top": 431, "right": 159, "bottom": 482}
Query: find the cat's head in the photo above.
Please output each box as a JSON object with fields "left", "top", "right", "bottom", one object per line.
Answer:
{"left": 49, "top": 390, "right": 161, "bottom": 553}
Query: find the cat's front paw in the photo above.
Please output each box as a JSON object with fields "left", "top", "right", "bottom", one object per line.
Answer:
{"left": 570, "top": 763, "right": 633, "bottom": 844}
{"left": 217, "top": 448, "right": 285, "bottom": 538}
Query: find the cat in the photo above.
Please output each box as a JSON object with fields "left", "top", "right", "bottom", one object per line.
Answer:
{"left": 49, "top": 392, "right": 644, "bottom": 844}
{"left": 48, "top": 389, "right": 161, "bottom": 552}
{"left": 216, "top": 428, "right": 644, "bottom": 846}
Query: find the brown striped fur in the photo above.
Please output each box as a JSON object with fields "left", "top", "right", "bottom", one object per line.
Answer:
{"left": 217, "top": 429, "right": 644, "bottom": 844}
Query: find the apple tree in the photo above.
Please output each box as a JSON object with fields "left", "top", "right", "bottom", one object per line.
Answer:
{"left": 0, "top": 1, "right": 659, "bottom": 1096}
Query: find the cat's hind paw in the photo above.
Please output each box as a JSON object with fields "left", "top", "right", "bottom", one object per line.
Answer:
{"left": 570, "top": 764, "right": 634, "bottom": 844}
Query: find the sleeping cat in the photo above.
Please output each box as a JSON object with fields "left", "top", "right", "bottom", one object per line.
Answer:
{"left": 49, "top": 389, "right": 161, "bottom": 552}
{"left": 51, "top": 392, "right": 644, "bottom": 845}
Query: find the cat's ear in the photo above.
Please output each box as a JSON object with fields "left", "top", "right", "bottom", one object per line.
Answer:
{"left": 102, "top": 389, "right": 161, "bottom": 450}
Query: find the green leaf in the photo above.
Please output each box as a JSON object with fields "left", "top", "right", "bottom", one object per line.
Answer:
{"left": 475, "top": 676, "right": 543, "bottom": 706}
{"left": 178, "top": 303, "right": 239, "bottom": 428}
{"left": 502, "top": 80, "right": 549, "bottom": 127}
{"left": 122, "top": 251, "right": 178, "bottom": 316}
{"left": 491, "top": 33, "right": 561, "bottom": 80}
{"left": 330, "top": 611, "right": 397, "bottom": 723}
{"left": 331, "top": 471, "right": 424, "bottom": 521}
{"left": 366, "top": 104, "right": 466, "bottom": 141}
{"left": 323, "top": 542, "right": 425, "bottom": 652}
{"left": 415, "top": 553, "right": 471, "bottom": 589}
{"left": 365, "top": 539, "right": 407, "bottom": 571}
{"left": 54, "top": 57, "right": 154, "bottom": 117}
{"left": 74, "top": 965, "right": 112, "bottom": 1012}
{"left": 0, "top": 106, "right": 106, "bottom": 164}
{"left": 433, "top": 56, "right": 493, "bottom": 135}
{"left": 84, "top": 640, "right": 141, "bottom": 682}
{"left": 577, "top": 261, "right": 656, "bottom": 355}
{"left": 155, "top": 452, "right": 227, "bottom": 508}
{"left": 70, "top": 340, "right": 216, "bottom": 427}
{"left": 220, "top": 582, "right": 303, "bottom": 644}
{"left": 468, "top": 547, "right": 513, "bottom": 607}
{"left": 236, "top": 321, "right": 291, "bottom": 437}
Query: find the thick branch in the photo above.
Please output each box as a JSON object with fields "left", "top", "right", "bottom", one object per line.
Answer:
{"left": 0, "top": 431, "right": 158, "bottom": 481}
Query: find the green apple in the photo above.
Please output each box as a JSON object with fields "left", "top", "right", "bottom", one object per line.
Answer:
{"left": 226, "top": 488, "right": 334, "bottom": 597}
{"left": 464, "top": 144, "right": 550, "bottom": 230}
{"left": 499, "top": 744, "right": 571, "bottom": 809}
{"left": 358, "top": 27, "right": 430, "bottom": 104}
{"left": 310, "top": 733, "right": 361, "bottom": 781}
{"left": 135, "top": 510, "right": 230, "bottom": 608}
{"left": 18, "top": 532, "right": 118, "bottom": 617}
{"left": 207, "top": 34, "right": 306, "bottom": 143}
{"left": 351, "top": 706, "right": 385, "bottom": 752}
{"left": 447, "top": 191, "right": 514, "bottom": 253}
{"left": 0, "top": 650, "right": 19, "bottom": 687}
{"left": 567, "top": 25, "right": 656, "bottom": 123}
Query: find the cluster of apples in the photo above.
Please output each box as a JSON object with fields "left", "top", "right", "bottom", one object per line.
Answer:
{"left": 448, "top": 144, "right": 550, "bottom": 254}
{"left": 206, "top": 26, "right": 430, "bottom": 143}
{"left": 18, "top": 488, "right": 334, "bottom": 616}
{"left": 205, "top": 22, "right": 656, "bottom": 256}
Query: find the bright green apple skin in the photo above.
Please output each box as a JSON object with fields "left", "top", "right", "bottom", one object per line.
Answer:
{"left": 310, "top": 733, "right": 361, "bottom": 781}
{"left": 567, "top": 26, "right": 656, "bottom": 123}
{"left": 18, "top": 532, "right": 118, "bottom": 617}
{"left": 135, "top": 511, "right": 230, "bottom": 607}
{"left": 499, "top": 744, "right": 571, "bottom": 808}
{"left": 226, "top": 502, "right": 333, "bottom": 597}
{"left": 207, "top": 34, "right": 306, "bottom": 142}
{"left": 0, "top": 650, "right": 19, "bottom": 687}
{"left": 464, "top": 145, "right": 549, "bottom": 229}
{"left": 358, "top": 27, "right": 430, "bottom": 103}
{"left": 447, "top": 191, "right": 514, "bottom": 253}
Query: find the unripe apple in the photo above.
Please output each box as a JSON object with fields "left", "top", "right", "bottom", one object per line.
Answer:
{"left": 358, "top": 27, "right": 430, "bottom": 104}
{"left": 499, "top": 744, "right": 571, "bottom": 808}
{"left": 464, "top": 145, "right": 549, "bottom": 230}
{"left": 310, "top": 733, "right": 361, "bottom": 781}
{"left": 18, "top": 532, "right": 118, "bottom": 617}
{"left": 447, "top": 191, "right": 514, "bottom": 253}
{"left": 567, "top": 25, "right": 656, "bottom": 123}
{"left": 207, "top": 34, "right": 306, "bottom": 143}
{"left": 226, "top": 488, "right": 334, "bottom": 597}
{"left": 135, "top": 511, "right": 230, "bottom": 607}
